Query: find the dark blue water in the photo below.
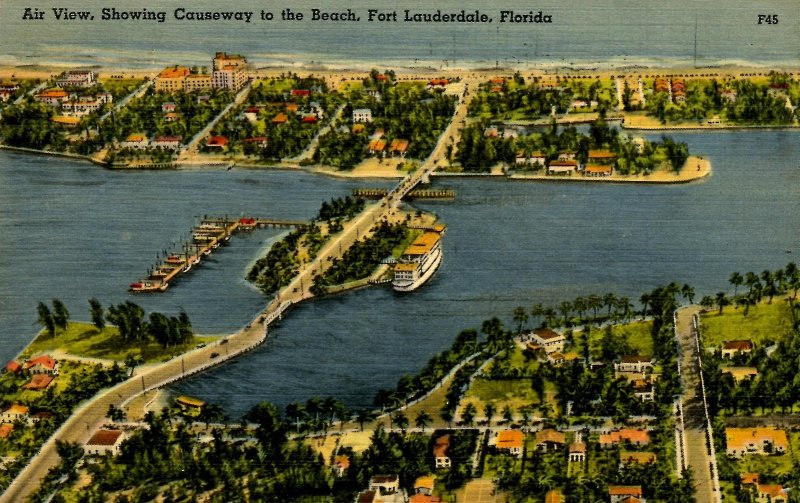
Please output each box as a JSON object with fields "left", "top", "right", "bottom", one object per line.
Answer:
{"left": 1, "top": 129, "right": 799, "bottom": 417}
{"left": 1, "top": 0, "right": 798, "bottom": 69}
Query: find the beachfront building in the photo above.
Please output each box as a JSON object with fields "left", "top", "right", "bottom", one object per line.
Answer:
{"left": 183, "top": 74, "right": 213, "bottom": 92}
{"left": 155, "top": 66, "right": 191, "bottom": 93}
{"left": 516, "top": 150, "right": 547, "bottom": 167}
{"left": 121, "top": 133, "right": 149, "bottom": 150}
{"left": 726, "top": 427, "right": 788, "bottom": 458}
{"left": 721, "top": 340, "right": 753, "bottom": 358}
{"left": 84, "top": 429, "right": 125, "bottom": 456}
{"left": 212, "top": 52, "right": 248, "bottom": 91}
{"left": 389, "top": 139, "right": 409, "bottom": 157}
{"left": 584, "top": 164, "right": 613, "bottom": 177}
{"left": 35, "top": 88, "right": 70, "bottom": 106}
{"left": 152, "top": 136, "right": 182, "bottom": 150}
{"left": 547, "top": 159, "right": 579, "bottom": 175}
{"left": 57, "top": 70, "right": 96, "bottom": 88}
{"left": 531, "top": 328, "right": 566, "bottom": 354}
{"left": 352, "top": 108, "right": 373, "bottom": 123}
{"left": 587, "top": 149, "right": 616, "bottom": 165}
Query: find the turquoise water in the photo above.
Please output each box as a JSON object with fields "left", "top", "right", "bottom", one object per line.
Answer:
{"left": 2, "top": 129, "right": 796, "bottom": 416}
{"left": 1, "top": 0, "right": 798, "bottom": 70}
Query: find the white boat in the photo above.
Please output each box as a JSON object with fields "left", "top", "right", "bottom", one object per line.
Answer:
{"left": 392, "top": 229, "right": 445, "bottom": 292}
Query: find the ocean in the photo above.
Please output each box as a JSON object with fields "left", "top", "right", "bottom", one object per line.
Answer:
{"left": 0, "top": 0, "right": 798, "bottom": 71}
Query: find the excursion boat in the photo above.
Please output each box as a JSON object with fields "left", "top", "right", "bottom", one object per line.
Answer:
{"left": 130, "top": 281, "right": 163, "bottom": 293}
{"left": 392, "top": 227, "right": 445, "bottom": 292}
{"left": 165, "top": 254, "right": 186, "bottom": 264}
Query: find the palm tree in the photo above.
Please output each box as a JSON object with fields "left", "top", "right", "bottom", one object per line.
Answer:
{"left": 559, "top": 301, "right": 572, "bottom": 326}
{"left": 715, "top": 292, "right": 729, "bottom": 315}
{"left": 513, "top": 306, "right": 529, "bottom": 334}
{"left": 37, "top": 302, "right": 55, "bottom": 338}
{"left": 729, "top": 271, "right": 743, "bottom": 297}
{"left": 603, "top": 292, "right": 617, "bottom": 318}
{"left": 355, "top": 408, "right": 376, "bottom": 432}
{"left": 460, "top": 403, "right": 477, "bottom": 426}
{"left": 639, "top": 293, "right": 651, "bottom": 319}
{"left": 285, "top": 403, "right": 307, "bottom": 433}
{"left": 681, "top": 284, "right": 695, "bottom": 304}
{"left": 531, "top": 303, "right": 545, "bottom": 324}
{"left": 483, "top": 403, "right": 496, "bottom": 426}
{"left": 415, "top": 411, "right": 432, "bottom": 432}
{"left": 587, "top": 294, "right": 603, "bottom": 321}
{"left": 392, "top": 411, "right": 409, "bottom": 434}
{"left": 502, "top": 404, "right": 514, "bottom": 424}
{"left": 616, "top": 297, "right": 633, "bottom": 321}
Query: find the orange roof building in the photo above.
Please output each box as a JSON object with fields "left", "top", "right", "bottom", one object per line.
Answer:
{"left": 496, "top": 429, "right": 524, "bottom": 456}
{"left": 23, "top": 374, "right": 54, "bottom": 390}
{"left": 389, "top": 139, "right": 409, "bottom": 156}
{"left": 155, "top": 66, "right": 191, "bottom": 92}
{"left": 4, "top": 360, "right": 21, "bottom": 373}
{"left": 544, "top": 490, "right": 563, "bottom": 503}
{"left": 726, "top": 427, "right": 788, "bottom": 458}
{"left": 600, "top": 429, "right": 651, "bottom": 447}
{"left": 535, "top": 429, "right": 565, "bottom": 451}
{"left": 368, "top": 138, "right": 387, "bottom": 153}
{"left": 0, "top": 424, "right": 14, "bottom": 439}
{"left": 24, "top": 355, "right": 58, "bottom": 374}
{"left": 433, "top": 434, "right": 451, "bottom": 468}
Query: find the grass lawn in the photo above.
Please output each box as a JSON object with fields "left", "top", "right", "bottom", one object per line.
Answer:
{"left": 575, "top": 320, "right": 654, "bottom": 357}
{"left": 21, "top": 322, "right": 217, "bottom": 364}
{"left": 700, "top": 299, "right": 795, "bottom": 348}
{"left": 463, "top": 378, "right": 540, "bottom": 412}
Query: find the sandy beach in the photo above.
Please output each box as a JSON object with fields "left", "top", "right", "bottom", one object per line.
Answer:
{"left": 509, "top": 155, "right": 711, "bottom": 184}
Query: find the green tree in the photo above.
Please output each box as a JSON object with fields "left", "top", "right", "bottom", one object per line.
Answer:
{"left": 37, "top": 301, "right": 56, "bottom": 338}
{"left": 729, "top": 271, "right": 743, "bottom": 297}
{"left": 88, "top": 297, "right": 105, "bottom": 330}
{"left": 52, "top": 299, "right": 70, "bottom": 333}
{"left": 460, "top": 403, "right": 477, "bottom": 426}
{"left": 415, "top": 411, "right": 432, "bottom": 432}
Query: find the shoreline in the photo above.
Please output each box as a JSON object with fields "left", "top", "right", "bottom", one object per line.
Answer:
{"left": 508, "top": 156, "right": 712, "bottom": 184}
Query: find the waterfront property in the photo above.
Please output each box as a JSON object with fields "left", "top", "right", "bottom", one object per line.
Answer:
{"left": 392, "top": 227, "right": 445, "bottom": 292}
{"left": 84, "top": 429, "right": 126, "bottom": 456}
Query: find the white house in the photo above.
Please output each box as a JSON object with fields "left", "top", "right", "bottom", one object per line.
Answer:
{"left": 614, "top": 355, "right": 653, "bottom": 373}
{"left": 352, "top": 108, "right": 372, "bottom": 123}
{"left": 531, "top": 329, "right": 566, "bottom": 354}
{"left": 84, "top": 429, "right": 126, "bottom": 456}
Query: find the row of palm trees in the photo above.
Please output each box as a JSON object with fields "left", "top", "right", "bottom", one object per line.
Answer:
{"left": 702, "top": 263, "right": 800, "bottom": 315}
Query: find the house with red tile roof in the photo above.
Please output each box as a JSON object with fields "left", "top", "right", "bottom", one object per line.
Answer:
{"left": 84, "top": 429, "right": 126, "bottom": 456}
{"left": 599, "top": 429, "right": 650, "bottom": 448}
{"left": 272, "top": 112, "right": 288, "bottom": 124}
{"left": 152, "top": 136, "right": 182, "bottom": 150}
{"left": 726, "top": 427, "right": 788, "bottom": 458}
{"left": 413, "top": 475, "right": 435, "bottom": 495}
{"left": 24, "top": 355, "right": 59, "bottom": 375}
{"left": 433, "top": 434, "right": 451, "bottom": 468}
{"left": 535, "top": 429, "right": 565, "bottom": 452}
{"left": 0, "top": 424, "right": 14, "bottom": 439}
{"left": 4, "top": 360, "right": 21, "bottom": 374}
{"left": 757, "top": 484, "right": 787, "bottom": 503}
{"left": 333, "top": 454, "right": 349, "bottom": 477}
{"left": 722, "top": 340, "right": 753, "bottom": 358}
{"left": 609, "top": 485, "right": 645, "bottom": 503}
{"left": 568, "top": 441, "right": 587, "bottom": 462}
{"left": 495, "top": 429, "right": 524, "bottom": 457}
{"left": 389, "top": 139, "right": 409, "bottom": 157}
{"left": 531, "top": 329, "right": 566, "bottom": 354}
{"left": 205, "top": 136, "right": 228, "bottom": 149}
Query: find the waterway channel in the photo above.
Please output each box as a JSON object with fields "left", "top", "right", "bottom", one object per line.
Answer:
{"left": 1, "top": 129, "right": 798, "bottom": 417}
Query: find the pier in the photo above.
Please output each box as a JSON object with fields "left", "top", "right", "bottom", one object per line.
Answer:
{"left": 130, "top": 217, "right": 306, "bottom": 292}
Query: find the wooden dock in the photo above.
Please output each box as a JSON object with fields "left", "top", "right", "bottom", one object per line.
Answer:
{"left": 129, "top": 216, "right": 306, "bottom": 293}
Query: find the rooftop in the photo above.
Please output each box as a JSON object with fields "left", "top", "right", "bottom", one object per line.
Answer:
{"left": 496, "top": 429, "right": 524, "bottom": 450}
{"left": 87, "top": 429, "right": 124, "bottom": 446}
{"left": 403, "top": 232, "right": 441, "bottom": 256}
